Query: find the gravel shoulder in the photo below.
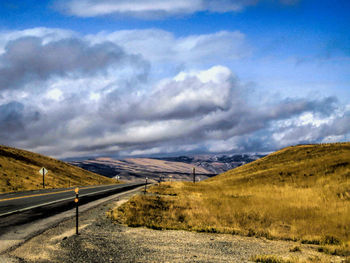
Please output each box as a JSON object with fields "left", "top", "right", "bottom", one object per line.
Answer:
{"left": 3, "top": 190, "right": 345, "bottom": 263}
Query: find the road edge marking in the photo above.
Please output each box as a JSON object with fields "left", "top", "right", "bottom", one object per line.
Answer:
{"left": 0, "top": 184, "right": 142, "bottom": 217}
{"left": 0, "top": 184, "right": 121, "bottom": 203}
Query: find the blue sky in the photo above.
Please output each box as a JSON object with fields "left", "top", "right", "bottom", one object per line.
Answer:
{"left": 0, "top": 0, "right": 349, "bottom": 158}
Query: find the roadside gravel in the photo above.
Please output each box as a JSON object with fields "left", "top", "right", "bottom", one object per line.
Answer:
{"left": 5, "top": 190, "right": 344, "bottom": 263}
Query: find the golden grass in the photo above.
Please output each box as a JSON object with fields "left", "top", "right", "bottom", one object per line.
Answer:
{"left": 110, "top": 143, "right": 350, "bottom": 247}
{"left": 250, "top": 254, "right": 332, "bottom": 263}
{"left": 251, "top": 254, "right": 296, "bottom": 263}
{"left": 0, "top": 145, "right": 118, "bottom": 193}
{"left": 317, "top": 244, "right": 350, "bottom": 257}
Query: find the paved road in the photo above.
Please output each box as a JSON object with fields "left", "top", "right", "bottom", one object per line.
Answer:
{"left": 0, "top": 183, "right": 144, "bottom": 235}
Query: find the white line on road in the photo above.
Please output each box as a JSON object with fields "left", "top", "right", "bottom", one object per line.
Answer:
{"left": 0, "top": 184, "right": 141, "bottom": 217}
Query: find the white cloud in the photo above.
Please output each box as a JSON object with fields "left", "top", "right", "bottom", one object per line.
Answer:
{"left": 158, "top": 66, "right": 233, "bottom": 107}
{"left": 174, "top": 65, "right": 233, "bottom": 83}
{"left": 54, "top": 0, "right": 300, "bottom": 18}
{"left": 45, "top": 88, "right": 63, "bottom": 101}
{"left": 321, "top": 135, "right": 345, "bottom": 143}
{"left": 0, "top": 27, "right": 76, "bottom": 55}
{"left": 55, "top": 0, "right": 257, "bottom": 18}
{"left": 87, "top": 29, "right": 249, "bottom": 67}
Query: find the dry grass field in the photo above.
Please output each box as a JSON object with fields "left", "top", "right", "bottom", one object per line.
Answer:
{"left": 109, "top": 142, "right": 350, "bottom": 257}
{"left": 0, "top": 145, "right": 118, "bottom": 193}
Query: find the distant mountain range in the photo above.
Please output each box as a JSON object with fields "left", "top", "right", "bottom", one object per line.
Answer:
{"left": 156, "top": 154, "right": 265, "bottom": 174}
{"left": 69, "top": 154, "right": 264, "bottom": 182}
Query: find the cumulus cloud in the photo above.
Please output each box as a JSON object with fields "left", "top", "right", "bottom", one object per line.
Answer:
{"left": 0, "top": 27, "right": 348, "bottom": 158}
{"left": 0, "top": 27, "right": 76, "bottom": 55}
{"left": 0, "top": 36, "right": 147, "bottom": 91}
{"left": 100, "top": 66, "right": 238, "bottom": 123}
{"left": 279, "top": 110, "right": 350, "bottom": 144}
{"left": 54, "top": 0, "right": 295, "bottom": 18}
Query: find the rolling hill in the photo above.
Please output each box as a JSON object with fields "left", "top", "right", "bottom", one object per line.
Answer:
{"left": 0, "top": 145, "right": 118, "bottom": 193}
{"left": 111, "top": 142, "right": 350, "bottom": 247}
{"left": 69, "top": 154, "right": 263, "bottom": 182}
{"left": 70, "top": 157, "right": 216, "bottom": 182}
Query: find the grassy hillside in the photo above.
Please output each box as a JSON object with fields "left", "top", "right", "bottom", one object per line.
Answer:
{"left": 0, "top": 145, "right": 118, "bottom": 193}
{"left": 110, "top": 143, "right": 350, "bottom": 247}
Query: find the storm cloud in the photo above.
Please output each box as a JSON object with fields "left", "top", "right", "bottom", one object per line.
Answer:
{"left": 0, "top": 36, "right": 147, "bottom": 91}
{"left": 0, "top": 28, "right": 349, "bottom": 158}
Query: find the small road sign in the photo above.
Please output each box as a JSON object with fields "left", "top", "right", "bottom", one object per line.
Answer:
{"left": 39, "top": 167, "right": 48, "bottom": 176}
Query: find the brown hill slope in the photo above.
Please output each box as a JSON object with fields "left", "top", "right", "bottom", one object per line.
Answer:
{"left": 70, "top": 157, "right": 214, "bottom": 182}
{"left": 209, "top": 142, "right": 350, "bottom": 187}
{"left": 111, "top": 142, "right": 350, "bottom": 246}
{"left": 0, "top": 145, "right": 117, "bottom": 193}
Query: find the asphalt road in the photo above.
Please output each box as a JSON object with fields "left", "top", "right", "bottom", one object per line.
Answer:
{"left": 0, "top": 183, "right": 144, "bottom": 235}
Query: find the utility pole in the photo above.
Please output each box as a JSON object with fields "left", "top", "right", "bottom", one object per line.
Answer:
{"left": 193, "top": 167, "right": 196, "bottom": 183}
{"left": 144, "top": 177, "right": 148, "bottom": 194}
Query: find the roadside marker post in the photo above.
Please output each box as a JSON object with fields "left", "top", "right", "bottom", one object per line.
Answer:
{"left": 193, "top": 167, "right": 196, "bottom": 183}
{"left": 144, "top": 177, "right": 148, "bottom": 194}
{"left": 39, "top": 167, "right": 48, "bottom": 189}
{"left": 75, "top": 187, "right": 79, "bottom": 235}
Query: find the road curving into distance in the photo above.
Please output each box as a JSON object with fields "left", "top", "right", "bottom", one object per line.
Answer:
{"left": 0, "top": 183, "right": 144, "bottom": 236}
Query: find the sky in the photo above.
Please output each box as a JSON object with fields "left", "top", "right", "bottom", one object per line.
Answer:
{"left": 0, "top": 0, "right": 349, "bottom": 159}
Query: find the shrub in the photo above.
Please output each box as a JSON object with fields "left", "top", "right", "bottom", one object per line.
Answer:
{"left": 289, "top": 246, "right": 301, "bottom": 252}
{"left": 251, "top": 254, "right": 295, "bottom": 263}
